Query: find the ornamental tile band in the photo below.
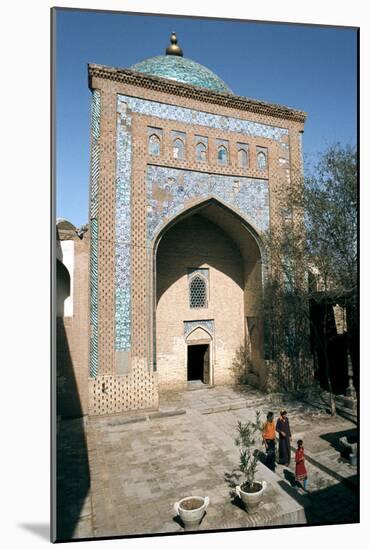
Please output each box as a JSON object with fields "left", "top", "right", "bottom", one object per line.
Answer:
{"left": 90, "top": 91, "right": 101, "bottom": 219}
{"left": 118, "top": 94, "right": 289, "bottom": 142}
{"left": 90, "top": 218, "right": 99, "bottom": 378}
{"left": 89, "top": 90, "right": 100, "bottom": 378}
{"left": 115, "top": 100, "right": 132, "bottom": 352}
{"left": 184, "top": 320, "right": 214, "bottom": 338}
{"left": 188, "top": 268, "right": 209, "bottom": 280}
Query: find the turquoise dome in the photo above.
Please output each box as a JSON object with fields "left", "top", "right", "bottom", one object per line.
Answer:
{"left": 130, "top": 55, "right": 232, "bottom": 94}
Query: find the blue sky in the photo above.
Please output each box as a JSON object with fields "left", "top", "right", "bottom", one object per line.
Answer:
{"left": 55, "top": 9, "right": 357, "bottom": 227}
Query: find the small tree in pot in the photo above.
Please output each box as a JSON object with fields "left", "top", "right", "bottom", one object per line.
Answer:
{"left": 234, "top": 411, "right": 266, "bottom": 513}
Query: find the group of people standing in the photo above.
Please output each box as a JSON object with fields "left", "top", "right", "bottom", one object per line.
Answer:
{"left": 262, "top": 410, "right": 308, "bottom": 492}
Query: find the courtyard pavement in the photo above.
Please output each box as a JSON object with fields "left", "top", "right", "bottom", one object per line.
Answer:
{"left": 56, "top": 384, "right": 358, "bottom": 541}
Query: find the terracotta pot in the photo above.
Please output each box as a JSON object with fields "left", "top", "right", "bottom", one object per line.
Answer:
{"left": 174, "top": 496, "right": 210, "bottom": 528}
{"left": 235, "top": 481, "right": 267, "bottom": 513}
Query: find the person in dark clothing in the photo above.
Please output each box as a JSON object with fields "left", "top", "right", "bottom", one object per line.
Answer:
{"left": 262, "top": 411, "right": 276, "bottom": 471}
{"left": 276, "top": 410, "right": 292, "bottom": 466}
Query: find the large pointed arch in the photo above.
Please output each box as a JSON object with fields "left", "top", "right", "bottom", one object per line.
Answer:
{"left": 151, "top": 196, "right": 266, "bottom": 263}
{"left": 149, "top": 197, "right": 266, "bottom": 378}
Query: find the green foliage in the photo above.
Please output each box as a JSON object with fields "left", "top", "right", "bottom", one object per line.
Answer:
{"left": 262, "top": 143, "right": 357, "bottom": 400}
{"left": 234, "top": 411, "right": 263, "bottom": 488}
{"left": 305, "top": 143, "right": 357, "bottom": 295}
{"left": 231, "top": 344, "right": 253, "bottom": 384}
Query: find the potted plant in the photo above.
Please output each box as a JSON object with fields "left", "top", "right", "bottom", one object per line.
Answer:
{"left": 234, "top": 411, "right": 266, "bottom": 514}
{"left": 174, "top": 495, "right": 210, "bottom": 529}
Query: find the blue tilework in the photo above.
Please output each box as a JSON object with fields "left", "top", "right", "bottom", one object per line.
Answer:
{"left": 115, "top": 101, "right": 132, "bottom": 351}
{"left": 89, "top": 90, "right": 100, "bottom": 378}
{"left": 90, "top": 91, "right": 100, "bottom": 219}
{"left": 117, "top": 95, "right": 289, "bottom": 142}
{"left": 130, "top": 55, "right": 232, "bottom": 94}
{"left": 90, "top": 218, "right": 99, "bottom": 378}
{"left": 184, "top": 320, "right": 214, "bottom": 338}
{"left": 147, "top": 166, "right": 269, "bottom": 241}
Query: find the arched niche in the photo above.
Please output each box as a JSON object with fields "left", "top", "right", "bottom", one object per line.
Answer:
{"left": 56, "top": 260, "right": 71, "bottom": 318}
{"left": 152, "top": 197, "right": 265, "bottom": 389}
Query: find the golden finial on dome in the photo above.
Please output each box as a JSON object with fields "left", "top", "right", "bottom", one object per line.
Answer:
{"left": 165, "top": 32, "right": 183, "bottom": 57}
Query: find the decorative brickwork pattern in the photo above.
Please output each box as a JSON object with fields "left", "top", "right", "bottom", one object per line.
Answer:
{"left": 89, "top": 90, "right": 100, "bottom": 378}
{"left": 130, "top": 121, "right": 149, "bottom": 359}
{"left": 97, "top": 89, "right": 117, "bottom": 374}
{"left": 88, "top": 363, "right": 158, "bottom": 415}
{"left": 89, "top": 65, "right": 307, "bottom": 123}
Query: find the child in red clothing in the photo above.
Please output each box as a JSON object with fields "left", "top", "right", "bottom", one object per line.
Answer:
{"left": 295, "top": 439, "right": 308, "bottom": 492}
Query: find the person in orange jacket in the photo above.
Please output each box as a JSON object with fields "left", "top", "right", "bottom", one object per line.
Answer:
{"left": 262, "top": 411, "right": 276, "bottom": 472}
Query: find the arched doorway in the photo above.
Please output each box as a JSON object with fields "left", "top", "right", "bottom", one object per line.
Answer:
{"left": 153, "top": 199, "right": 265, "bottom": 391}
{"left": 56, "top": 259, "right": 71, "bottom": 318}
{"left": 186, "top": 325, "right": 213, "bottom": 386}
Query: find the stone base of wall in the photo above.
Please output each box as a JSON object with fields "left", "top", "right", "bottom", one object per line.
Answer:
{"left": 88, "top": 362, "right": 159, "bottom": 415}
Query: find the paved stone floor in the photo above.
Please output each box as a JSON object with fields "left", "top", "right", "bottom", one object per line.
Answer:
{"left": 56, "top": 385, "right": 358, "bottom": 541}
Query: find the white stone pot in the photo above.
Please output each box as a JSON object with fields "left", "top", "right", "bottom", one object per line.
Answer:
{"left": 235, "top": 481, "right": 267, "bottom": 514}
{"left": 174, "top": 496, "right": 210, "bottom": 528}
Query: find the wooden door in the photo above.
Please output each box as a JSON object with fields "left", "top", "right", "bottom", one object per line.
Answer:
{"left": 203, "top": 345, "right": 210, "bottom": 384}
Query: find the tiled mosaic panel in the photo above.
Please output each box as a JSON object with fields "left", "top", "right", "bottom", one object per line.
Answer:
{"left": 117, "top": 94, "right": 289, "bottom": 142}
{"left": 184, "top": 320, "right": 214, "bottom": 338}
{"left": 115, "top": 100, "right": 132, "bottom": 352}
{"left": 147, "top": 166, "right": 269, "bottom": 241}
{"left": 89, "top": 90, "right": 100, "bottom": 378}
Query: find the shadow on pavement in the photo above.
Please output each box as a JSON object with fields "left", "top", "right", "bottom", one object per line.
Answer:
{"left": 55, "top": 319, "right": 90, "bottom": 541}
{"left": 224, "top": 468, "right": 242, "bottom": 500}
{"left": 319, "top": 428, "right": 357, "bottom": 455}
{"left": 278, "top": 474, "right": 359, "bottom": 525}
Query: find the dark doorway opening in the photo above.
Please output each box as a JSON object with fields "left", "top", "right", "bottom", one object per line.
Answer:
{"left": 187, "top": 344, "right": 210, "bottom": 383}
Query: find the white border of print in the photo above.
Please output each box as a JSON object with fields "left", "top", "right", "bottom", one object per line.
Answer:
{"left": 1, "top": 1, "right": 366, "bottom": 549}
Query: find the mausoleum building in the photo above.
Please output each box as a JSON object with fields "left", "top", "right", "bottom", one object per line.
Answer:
{"left": 57, "top": 34, "right": 308, "bottom": 416}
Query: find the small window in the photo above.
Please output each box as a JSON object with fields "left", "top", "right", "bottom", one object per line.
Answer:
{"left": 173, "top": 138, "right": 185, "bottom": 160}
{"left": 196, "top": 142, "right": 207, "bottom": 162}
{"left": 218, "top": 146, "right": 228, "bottom": 165}
{"left": 149, "top": 134, "right": 161, "bottom": 156}
{"left": 189, "top": 275, "right": 207, "bottom": 308}
{"left": 238, "top": 148, "right": 248, "bottom": 168}
{"left": 257, "top": 151, "right": 267, "bottom": 170}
